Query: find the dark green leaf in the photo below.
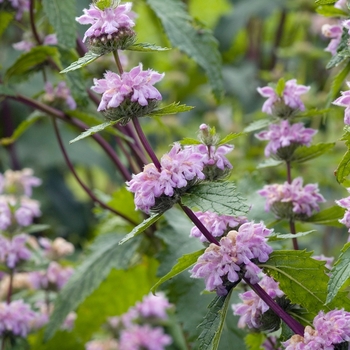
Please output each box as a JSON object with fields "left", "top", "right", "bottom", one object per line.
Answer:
{"left": 335, "top": 149, "right": 350, "bottom": 183}
{"left": 70, "top": 121, "right": 119, "bottom": 144}
{"left": 42, "top": 0, "right": 77, "bottom": 48}
{"left": 305, "top": 206, "right": 345, "bottom": 227}
{"left": 329, "top": 61, "right": 350, "bottom": 102}
{"left": 0, "top": 12, "right": 14, "bottom": 37}
{"left": 44, "top": 233, "right": 140, "bottom": 340}
{"left": 147, "top": 102, "right": 194, "bottom": 117}
{"left": 218, "top": 132, "right": 245, "bottom": 145}
{"left": 181, "top": 182, "right": 249, "bottom": 217}
{"left": 60, "top": 51, "right": 102, "bottom": 73}
{"left": 128, "top": 43, "right": 171, "bottom": 52}
{"left": 151, "top": 249, "right": 205, "bottom": 293}
{"left": 275, "top": 78, "right": 285, "bottom": 96}
{"left": 327, "top": 29, "right": 350, "bottom": 69}
{"left": 244, "top": 119, "right": 271, "bottom": 133}
{"left": 316, "top": 5, "right": 347, "bottom": 16}
{"left": 179, "top": 137, "right": 202, "bottom": 146}
{"left": 119, "top": 213, "right": 163, "bottom": 245}
{"left": 146, "top": 0, "right": 224, "bottom": 100}
{"left": 5, "top": 46, "right": 62, "bottom": 82}
{"left": 327, "top": 242, "right": 350, "bottom": 304}
{"left": 245, "top": 333, "right": 264, "bottom": 350}
{"left": 257, "top": 159, "right": 283, "bottom": 169}
{"left": 198, "top": 290, "right": 233, "bottom": 350}
{"left": 291, "top": 143, "right": 335, "bottom": 163}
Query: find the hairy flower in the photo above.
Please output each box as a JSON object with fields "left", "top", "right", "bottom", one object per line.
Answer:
{"left": 0, "top": 234, "right": 31, "bottom": 269}
{"left": 322, "top": 24, "right": 343, "bottom": 56}
{"left": 258, "top": 177, "right": 325, "bottom": 218}
{"left": 195, "top": 144, "right": 233, "bottom": 170}
{"left": 134, "top": 293, "right": 172, "bottom": 320}
{"left": 336, "top": 188, "right": 350, "bottom": 232}
{"left": 333, "top": 81, "right": 350, "bottom": 125}
{"left": 232, "top": 275, "right": 284, "bottom": 329}
{"left": 43, "top": 81, "right": 76, "bottom": 110}
{"left": 190, "top": 222, "right": 272, "bottom": 295}
{"left": 255, "top": 120, "right": 317, "bottom": 158}
{"left": 190, "top": 211, "right": 248, "bottom": 242}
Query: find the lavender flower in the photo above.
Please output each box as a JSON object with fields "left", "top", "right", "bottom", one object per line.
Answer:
{"left": 13, "top": 34, "right": 58, "bottom": 52}
{"left": 0, "top": 234, "right": 31, "bottom": 269}
{"left": 15, "top": 197, "right": 41, "bottom": 226}
{"left": 333, "top": 81, "right": 350, "bottom": 125}
{"left": 336, "top": 188, "right": 350, "bottom": 232}
{"left": 190, "top": 211, "right": 248, "bottom": 242}
{"left": 38, "top": 237, "right": 75, "bottom": 259}
{"left": 195, "top": 144, "right": 233, "bottom": 170}
{"left": 258, "top": 177, "right": 325, "bottom": 219}
{"left": 134, "top": 293, "right": 172, "bottom": 320}
{"left": 190, "top": 222, "right": 273, "bottom": 295}
{"left": 0, "top": 0, "right": 30, "bottom": 20}
{"left": 322, "top": 24, "right": 343, "bottom": 56}
{"left": 0, "top": 198, "right": 11, "bottom": 230}
{"left": 43, "top": 81, "right": 77, "bottom": 110}
{"left": 255, "top": 120, "right": 317, "bottom": 158}
{"left": 119, "top": 325, "right": 172, "bottom": 350}
{"left": 232, "top": 275, "right": 284, "bottom": 329}
{"left": 313, "top": 255, "right": 334, "bottom": 270}
{"left": 257, "top": 79, "right": 310, "bottom": 116}
{"left": 0, "top": 300, "right": 37, "bottom": 337}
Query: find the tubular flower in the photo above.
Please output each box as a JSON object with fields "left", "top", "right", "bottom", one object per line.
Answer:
{"left": 322, "top": 24, "right": 343, "bottom": 56}
{"left": 258, "top": 177, "right": 325, "bottom": 219}
{"left": 190, "top": 222, "right": 273, "bottom": 295}
{"left": 255, "top": 120, "right": 317, "bottom": 158}
{"left": 134, "top": 293, "right": 172, "bottom": 320}
{"left": 232, "top": 275, "right": 284, "bottom": 329}
{"left": 283, "top": 309, "right": 350, "bottom": 349}
{"left": 333, "top": 81, "right": 350, "bottom": 125}
{"left": 335, "top": 188, "right": 350, "bottom": 232}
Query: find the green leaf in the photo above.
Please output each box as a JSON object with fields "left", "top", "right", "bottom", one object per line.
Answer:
{"left": 181, "top": 182, "right": 250, "bottom": 217}
{"left": 151, "top": 249, "right": 205, "bottom": 293}
{"left": 329, "top": 61, "right": 350, "bottom": 102}
{"left": 197, "top": 290, "right": 233, "bottom": 350}
{"left": 326, "top": 29, "right": 350, "bottom": 69}
{"left": 291, "top": 143, "right": 335, "bottom": 163}
{"left": 147, "top": 102, "right": 194, "bottom": 117}
{"left": 257, "top": 159, "right": 283, "bottom": 169}
{"left": 245, "top": 333, "right": 264, "bottom": 350}
{"left": 179, "top": 137, "right": 202, "bottom": 146}
{"left": 60, "top": 51, "right": 102, "bottom": 73}
{"left": 42, "top": 0, "right": 77, "bottom": 48}
{"left": 218, "top": 132, "right": 245, "bottom": 145}
{"left": 327, "top": 242, "right": 350, "bottom": 304}
{"left": 23, "top": 224, "right": 50, "bottom": 234}
{"left": 44, "top": 233, "right": 140, "bottom": 340}
{"left": 5, "top": 46, "right": 62, "bottom": 82}
{"left": 268, "top": 231, "right": 315, "bottom": 242}
{"left": 335, "top": 149, "right": 350, "bottom": 183}
{"left": 94, "top": 0, "right": 114, "bottom": 10}
{"left": 0, "top": 12, "right": 14, "bottom": 37}
{"left": 244, "top": 119, "right": 271, "bottom": 133}
{"left": 297, "top": 108, "right": 331, "bottom": 118}
{"left": 146, "top": 0, "right": 224, "bottom": 100}
{"left": 0, "top": 85, "right": 17, "bottom": 97}
{"left": 0, "top": 113, "right": 43, "bottom": 146}
{"left": 128, "top": 43, "right": 171, "bottom": 52}
{"left": 315, "top": 0, "right": 336, "bottom": 4}
{"left": 275, "top": 78, "right": 285, "bottom": 96}
{"left": 119, "top": 213, "right": 163, "bottom": 245}
{"left": 316, "top": 5, "right": 348, "bottom": 16}
{"left": 305, "top": 206, "right": 345, "bottom": 227}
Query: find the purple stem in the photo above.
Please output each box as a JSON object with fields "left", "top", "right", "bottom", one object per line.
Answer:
{"left": 244, "top": 277, "right": 304, "bottom": 336}
{"left": 29, "top": 0, "right": 42, "bottom": 45}
{"left": 180, "top": 204, "right": 220, "bottom": 246}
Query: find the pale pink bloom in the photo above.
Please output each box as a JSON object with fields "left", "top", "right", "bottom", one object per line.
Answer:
{"left": 38, "top": 237, "right": 74, "bottom": 259}
{"left": 0, "top": 0, "right": 29, "bottom": 20}
{"left": 313, "top": 255, "right": 334, "bottom": 270}
{"left": 335, "top": 0, "right": 347, "bottom": 11}
{"left": 333, "top": 81, "right": 350, "bottom": 124}
{"left": 15, "top": 197, "right": 41, "bottom": 226}
{"left": 13, "top": 34, "right": 57, "bottom": 52}
{"left": 322, "top": 24, "right": 343, "bottom": 56}
{"left": 194, "top": 144, "right": 233, "bottom": 170}
{"left": 0, "top": 234, "right": 31, "bottom": 269}
{"left": 44, "top": 81, "right": 76, "bottom": 110}
{"left": 134, "top": 293, "right": 172, "bottom": 320}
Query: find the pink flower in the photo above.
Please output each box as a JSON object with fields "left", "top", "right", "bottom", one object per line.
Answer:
{"left": 322, "top": 24, "right": 343, "bottom": 56}
{"left": 0, "top": 234, "right": 31, "bottom": 269}
{"left": 92, "top": 64, "right": 164, "bottom": 112}
{"left": 195, "top": 144, "right": 233, "bottom": 170}
{"left": 335, "top": 0, "right": 347, "bottom": 11}
{"left": 13, "top": 34, "right": 57, "bottom": 52}
{"left": 333, "top": 81, "right": 350, "bottom": 125}
{"left": 255, "top": 120, "right": 317, "bottom": 157}
{"left": 0, "top": 0, "right": 29, "bottom": 20}
{"left": 313, "top": 254, "right": 334, "bottom": 270}
{"left": 76, "top": 2, "right": 135, "bottom": 42}
{"left": 44, "top": 81, "right": 76, "bottom": 110}
{"left": 134, "top": 293, "right": 172, "bottom": 320}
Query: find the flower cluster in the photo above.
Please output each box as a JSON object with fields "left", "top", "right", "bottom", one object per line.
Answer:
{"left": 190, "top": 211, "right": 248, "bottom": 242}
{"left": 85, "top": 293, "right": 173, "bottom": 350}
{"left": 335, "top": 188, "right": 350, "bottom": 233}
{"left": 0, "top": 234, "right": 31, "bottom": 269}
{"left": 258, "top": 177, "right": 325, "bottom": 219}
{"left": 42, "top": 81, "right": 77, "bottom": 110}
{"left": 91, "top": 64, "right": 164, "bottom": 123}
{"left": 232, "top": 274, "right": 284, "bottom": 330}
{"left": 190, "top": 222, "right": 273, "bottom": 295}
{"left": 13, "top": 33, "right": 57, "bottom": 52}
{"left": 0, "top": 0, "right": 29, "bottom": 20}
{"left": 283, "top": 309, "right": 350, "bottom": 349}
{"left": 255, "top": 120, "right": 317, "bottom": 158}
{"left": 257, "top": 79, "right": 310, "bottom": 117}
{"left": 333, "top": 81, "right": 350, "bottom": 125}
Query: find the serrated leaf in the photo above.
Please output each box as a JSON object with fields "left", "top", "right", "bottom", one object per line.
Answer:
{"left": 60, "top": 51, "right": 102, "bottom": 73}
{"left": 327, "top": 29, "right": 350, "bottom": 69}
{"left": 44, "top": 233, "right": 140, "bottom": 340}
{"left": 0, "top": 85, "right": 17, "bottom": 97}
{"left": 128, "top": 43, "right": 171, "bottom": 52}
{"left": 335, "top": 149, "right": 350, "bottom": 183}
{"left": 0, "top": 113, "right": 43, "bottom": 146}
{"left": 297, "top": 108, "right": 330, "bottom": 118}
{"left": 316, "top": 5, "right": 348, "bottom": 16}
{"left": 5, "top": 46, "right": 62, "bottom": 82}
{"left": 42, "top": 0, "right": 77, "bottom": 48}
{"left": 275, "top": 78, "right": 285, "bottom": 96}
{"left": 146, "top": 0, "right": 224, "bottom": 100}
{"left": 257, "top": 159, "right": 283, "bottom": 169}
{"left": 315, "top": 0, "right": 336, "bottom": 4}
{"left": 197, "top": 290, "right": 233, "bottom": 350}
{"left": 291, "top": 143, "right": 335, "bottom": 163}
{"left": 179, "top": 137, "right": 202, "bottom": 146}
{"left": 119, "top": 213, "right": 163, "bottom": 245}
{"left": 70, "top": 121, "right": 119, "bottom": 144}
{"left": 305, "top": 205, "right": 345, "bottom": 227}
{"left": 151, "top": 249, "right": 205, "bottom": 293}
{"left": 218, "top": 132, "right": 245, "bottom": 145}
{"left": 0, "top": 12, "right": 14, "bottom": 37}
{"left": 245, "top": 333, "right": 264, "bottom": 350}
{"left": 327, "top": 242, "right": 350, "bottom": 304}
{"left": 147, "top": 102, "right": 194, "bottom": 117}
{"left": 268, "top": 231, "right": 315, "bottom": 242}
{"left": 181, "top": 182, "right": 249, "bottom": 217}
{"left": 244, "top": 119, "right": 271, "bottom": 133}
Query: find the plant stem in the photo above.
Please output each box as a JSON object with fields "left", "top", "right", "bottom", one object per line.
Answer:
{"left": 113, "top": 50, "right": 124, "bottom": 74}
{"left": 52, "top": 118, "right": 138, "bottom": 226}
{"left": 29, "top": 0, "right": 42, "bottom": 45}
{"left": 244, "top": 277, "right": 304, "bottom": 336}
{"left": 180, "top": 204, "right": 220, "bottom": 246}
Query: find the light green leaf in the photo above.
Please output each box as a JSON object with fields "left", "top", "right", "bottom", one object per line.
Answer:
{"left": 42, "top": 0, "right": 77, "bottom": 48}
{"left": 147, "top": 102, "right": 194, "bottom": 117}
{"left": 315, "top": 0, "right": 336, "bottom": 4}
{"left": 268, "top": 231, "right": 315, "bottom": 242}
{"left": 335, "top": 149, "right": 350, "bottom": 183}
{"left": 218, "top": 132, "right": 245, "bottom": 145}
{"left": 297, "top": 108, "right": 331, "bottom": 118}
{"left": 146, "top": 0, "right": 224, "bottom": 100}
{"left": 244, "top": 119, "right": 271, "bottom": 133}
{"left": 257, "top": 159, "right": 283, "bottom": 169}
{"left": 5, "top": 46, "right": 62, "bottom": 82}
{"left": 60, "top": 51, "right": 102, "bottom": 73}
{"left": 44, "top": 233, "right": 140, "bottom": 340}
{"left": 327, "top": 242, "right": 350, "bottom": 304}
{"left": 305, "top": 206, "right": 345, "bottom": 227}
{"left": 329, "top": 61, "right": 350, "bottom": 102}
{"left": 291, "top": 143, "right": 335, "bottom": 163}
{"left": 0, "top": 113, "right": 43, "bottom": 146}
{"left": 119, "top": 213, "right": 163, "bottom": 245}
{"left": 70, "top": 121, "right": 119, "bottom": 144}
{"left": 197, "top": 289, "right": 233, "bottom": 350}
{"left": 245, "top": 333, "right": 265, "bottom": 350}
{"left": 94, "top": 0, "right": 114, "bottom": 10}
{"left": 181, "top": 182, "right": 250, "bottom": 217}
{"left": 0, "top": 12, "right": 14, "bottom": 37}
{"left": 151, "top": 249, "right": 205, "bottom": 293}
{"left": 179, "top": 137, "right": 203, "bottom": 146}
{"left": 128, "top": 43, "right": 171, "bottom": 51}
{"left": 316, "top": 5, "right": 347, "bottom": 16}
{"left": 275, "top": 78, "right": 285, "bottom": 96}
